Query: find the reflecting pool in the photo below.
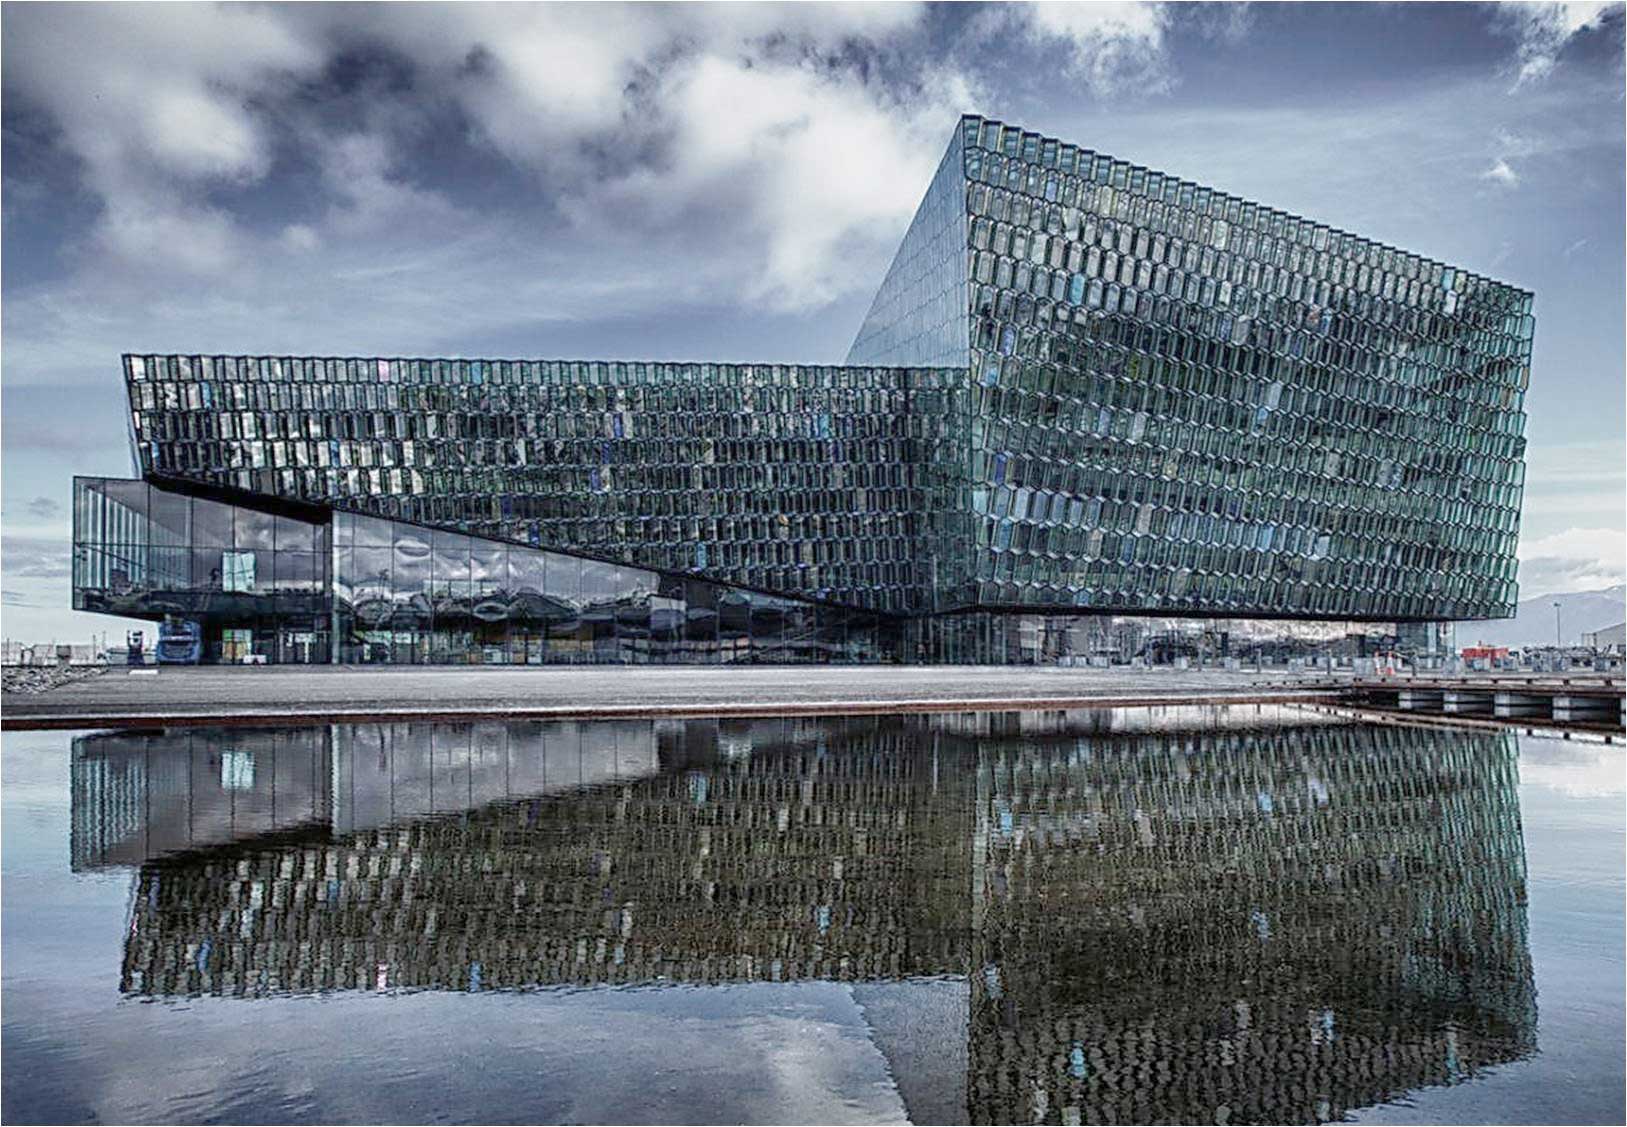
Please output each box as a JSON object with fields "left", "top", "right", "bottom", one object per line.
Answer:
{"left": 3, "top": 707, "right": 1622, "bottom": 1124}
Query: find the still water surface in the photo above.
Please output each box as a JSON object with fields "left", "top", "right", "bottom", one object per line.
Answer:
{"left": 2, "top": 706, "right": 1621, "bottom": 1125}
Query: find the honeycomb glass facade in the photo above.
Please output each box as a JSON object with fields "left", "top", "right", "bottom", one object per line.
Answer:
{"left": 75, "top": 114, "right": 1534, "bottom": 662}
{"left": 122, "top": 358, "right": 965, "bottom": 614}
{"left": 852, "top": 117, "right": 1532, "bottom": 621}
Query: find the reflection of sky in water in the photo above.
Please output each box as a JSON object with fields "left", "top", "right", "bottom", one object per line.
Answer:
{"left": 2, "top": 714, "right": 1622, "bottom": 1125}
{"left": 1515, "top": 739, "right": 1627, "bottom": 798}
{"left": 2, "top": 981, "right": 917, "bottom": 1126}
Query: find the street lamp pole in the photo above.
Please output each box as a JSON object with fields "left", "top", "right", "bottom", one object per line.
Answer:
{"left": 1553, "top": 601, "right": 1562, "bottom": 648}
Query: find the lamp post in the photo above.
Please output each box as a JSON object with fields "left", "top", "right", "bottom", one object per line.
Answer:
{"left": 1553, "top": 600, "right": 1562, "bottom": 648}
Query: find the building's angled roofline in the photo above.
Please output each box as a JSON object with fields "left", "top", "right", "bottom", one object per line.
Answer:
{"left": 119, "top": 351, "right": 964, "bottom": 372}
{"left": 956, "top": 112, "right": 1535, "bottom": 302}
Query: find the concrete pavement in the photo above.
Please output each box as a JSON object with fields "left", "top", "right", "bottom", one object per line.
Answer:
{"left": 0, "top": 664, "right": 1334, "bottom": 729}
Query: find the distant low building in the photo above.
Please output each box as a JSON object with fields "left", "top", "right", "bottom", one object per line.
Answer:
{"left": 1, "top": 641, "right": 89, "bottom": 667}
{"left": 1582, "top": 622, "right": 1626, "bottom": 651}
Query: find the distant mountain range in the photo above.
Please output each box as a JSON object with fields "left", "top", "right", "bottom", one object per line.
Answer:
{"left": 1457, "top": 584, "right": 1626, "bottom": 648}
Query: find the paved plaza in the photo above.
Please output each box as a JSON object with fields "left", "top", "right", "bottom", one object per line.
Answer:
{"left": 0, "top": 664, "right": 1324, "bottom": 729}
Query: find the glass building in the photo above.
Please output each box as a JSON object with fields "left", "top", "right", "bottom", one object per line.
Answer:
{"left": 73, "top": 115, "right": 1534, "bottom": 664}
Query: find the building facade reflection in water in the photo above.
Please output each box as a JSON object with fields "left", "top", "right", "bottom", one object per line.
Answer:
{"left": 72, "top": 708, "right": 1535, "bottom": 1125}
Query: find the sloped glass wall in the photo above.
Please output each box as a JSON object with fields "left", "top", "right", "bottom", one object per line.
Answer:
{"left": 73, "top": 477, "right": 910, "bottom": 665}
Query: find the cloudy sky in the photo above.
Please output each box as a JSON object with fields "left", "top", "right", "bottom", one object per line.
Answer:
{"left": 3, "top": 1, "right": 1623, "bottom": 642}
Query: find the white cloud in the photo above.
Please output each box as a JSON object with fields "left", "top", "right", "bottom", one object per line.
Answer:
{"left": 1189, "top": 1, "right": 1256, "bottom": 44}
{"left": 1494, "top": 1, "right": 1623, "bottom": 88}
{"left": 2, "top": 3, "right": 971, "bottom": 313}
{"left": 280, "top": 224, "right": 321, "bottom": 253}
{"left": 998, "top": 2, "right": 1174, "bottom": 96}
{"left": 295, "top": 3, "right": 937, "bottom": 180}
{"left": 346, "top": 3, "right": 965, "bottom": 309}
{"left": 142, "top": 87, "right": 269, "bottom": 181}
{"left": 3, "top": 3, "right": 324, "bottom": 274}
{"left": 315, "top": 133, "right": 463, "bottom": 236}
{"left": 1519, "top": 526, "right": 1626, "bottom": 561}
{"left": 577, "top": 53, "right": 973, "bottom": 309}
{"left": 98, "top": 201, "right": 247, "bottom": 275}
{"left": 1481, "top": 157, "right": 1521, "bottom": 185}
{"left": 1479, "top": 128, "right": 1540, "bottom": 187}
{"left": 326, "top": 3, "right": 668, "bottom": 170}
{"left": 1493, "top": 127, "right": 1540, "bottom": 158}
{"left": 1518, "top": 526, "right": 1627, "bottom": 596}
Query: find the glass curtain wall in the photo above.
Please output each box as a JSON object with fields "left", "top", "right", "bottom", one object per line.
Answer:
{"left": 73, "top": 477, "right": 331, "bottom": 663}
{"left": 73, "top": 478, "right": 913, "bottom": 666}
{"left": 332, "top": 511, "right": 905, "bottom": 665}
{"left": 75, "top": 478, "right": 1423, "bottom": 667}
{"left": 952, "top": 115, "right": 1531, "bottom": 621}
